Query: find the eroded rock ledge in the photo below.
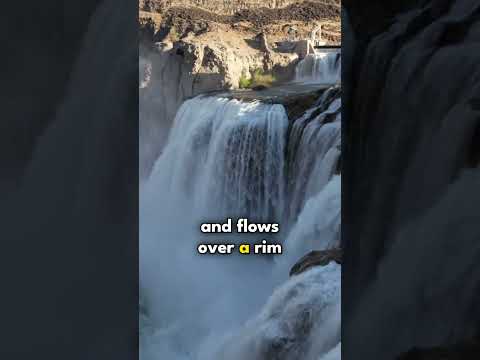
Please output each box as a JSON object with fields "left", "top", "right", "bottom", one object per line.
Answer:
{"left": 290, "top": 248, "right": 343, "bottom": 276}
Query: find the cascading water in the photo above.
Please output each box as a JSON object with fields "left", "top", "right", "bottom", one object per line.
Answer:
{"left": 295, "top": 51, "right": 341, "bottom": 84}
{"left": 286, "top": 87, "right": 342, "bottom": 224}
{"left": 140, "top": 86, "right": 341, "bottom": 359}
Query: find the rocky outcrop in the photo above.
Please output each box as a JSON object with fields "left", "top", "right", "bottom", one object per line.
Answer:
{"left": 140, "top": 0, "right": 340, "bottom": 16}
{"left": 139, "top": 0, "right": 340, "bottom": 177}
{"left": 225, "top": 84, "right": 322, "bottom": 118}
{"left": 290, "top": 249, "right": 342, "bottom": 276}
{"left": 141, "top": 26, "right": 299, "bottom": 93}
{"left": 223, "top": 83, "right": 341, "bottom": 122}
{"left": 139, "top": 32, "right": 298, "bottom": 177}
{"left": 140, "top": 1, "right": 341, "bottom": 45}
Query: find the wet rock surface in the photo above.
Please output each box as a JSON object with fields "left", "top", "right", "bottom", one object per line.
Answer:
{"left": 290, "top": 249, "right": 342, "bottom": 276}
{"left": 220, "top": 84, "right": 327, "bottom": 121}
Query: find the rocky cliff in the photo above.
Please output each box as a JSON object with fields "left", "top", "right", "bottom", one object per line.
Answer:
{"left": 139, "top": 0, "right": 340, "bottom": 176}
{"left": 139, "top": 28, "right": 298, "bottom": 176}
{"left": 140, "top": 0, "right": 339, "bottom": 15}
{"left": 140, "top": 2, "right": 340, "bottom": 45}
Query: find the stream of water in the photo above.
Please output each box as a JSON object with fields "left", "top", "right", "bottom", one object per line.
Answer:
{"left": 140, "top": 55, "right": 342, "bottom": 360}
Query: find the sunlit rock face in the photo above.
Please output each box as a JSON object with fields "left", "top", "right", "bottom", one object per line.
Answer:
{"left": 343, "top": 0, "right": 480, "bottom": 359}
{"left": 140, "top": 0, "right": 340, "bottom": 15}
{"left": 139, "top": 34, "right": 298, "bottom": 178}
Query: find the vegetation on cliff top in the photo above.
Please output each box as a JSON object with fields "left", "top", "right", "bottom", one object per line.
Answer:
{"left": 239, "top": 69, "right": 277, "bottom": 89}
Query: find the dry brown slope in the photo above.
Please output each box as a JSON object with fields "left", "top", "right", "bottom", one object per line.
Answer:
{"left": 140, "top": 0, "right": 340, "bottom": 15}
{"left": 140, "top": 1, "right": 341, "bottom": 44}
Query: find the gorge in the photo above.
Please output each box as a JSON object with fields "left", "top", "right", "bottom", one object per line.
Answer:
{"left": 139, "top": 2, "right": 342, "bottom": 359}
{"left": 140, "top": 41, "right": 342, "bottom": 360}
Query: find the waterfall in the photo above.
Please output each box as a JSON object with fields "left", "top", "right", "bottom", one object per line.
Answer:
{"left": 295, "top": 51, "right": 341, "bottom": 84}
{"left": 209, "top": 264, "right": 341, "bottom": 360}
{"left": 144, "top": 96, "right": 289, "bottom": 222}
{"left": 282, "top": 176, "right": 341, "bottom": 269}
{"left": 140, "top": 88, "right": 341, "bottom": 360}
{"left": 286, "top": 87, "right": 341, "bottom": 224}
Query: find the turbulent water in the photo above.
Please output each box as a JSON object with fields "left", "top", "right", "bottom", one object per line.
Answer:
{"left": 140, "top": 58, "right": 341, "bottom": 360}
{"left": 295, "top": 51, "right": 341, "bottom": 84}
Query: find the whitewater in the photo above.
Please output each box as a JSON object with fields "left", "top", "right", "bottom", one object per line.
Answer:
{"left": 140, "top": 52, "right": 342, "bottom": 360}
{"left": 295, "top": 51, "right": 341, "bottom": 85}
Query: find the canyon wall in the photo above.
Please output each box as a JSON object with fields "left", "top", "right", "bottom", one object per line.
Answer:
{"left": 140, "top": 0, "right": 337, "bottom": 14}
{"left": 139, "top": 36, "right": 297, "bottom": 177}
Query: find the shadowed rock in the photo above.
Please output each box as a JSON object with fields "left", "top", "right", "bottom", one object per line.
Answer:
{"left": 290, "top": 248, "right": 342, "bottom": 276}
{"left": 397, "top": 339, "right": 480, "bottom": 360}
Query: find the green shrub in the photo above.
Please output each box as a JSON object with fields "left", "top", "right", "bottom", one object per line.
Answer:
{"left": 239, "top": 68, "right": 277, "bottom": 89}
{"left": 251, "top": 69, "right": 276, "bottom": 88}
{"left": 239, "top": 72, "right": 253, "bottom": 89}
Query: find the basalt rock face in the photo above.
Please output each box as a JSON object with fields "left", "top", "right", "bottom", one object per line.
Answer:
{"left": 343, "top": 1, "right": 480, "bottom": 359}
{"left": 290, "top": 249, "right": 342, "bottom": 276}
{"left": 140, "top": 0, "right": 341, "bottom": 44}
{"left": 139, "top": 37, "right": 297, "bottom": 177}
{"left": 140, "top": 0, "right": 340, "bottom": 16}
